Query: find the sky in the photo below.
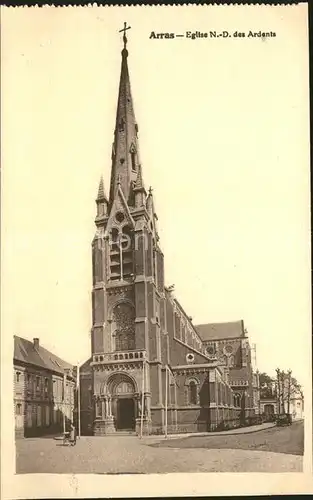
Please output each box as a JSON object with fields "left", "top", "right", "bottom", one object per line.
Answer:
{"left": 1, "top": 6, "right": 310, "bottom": 387}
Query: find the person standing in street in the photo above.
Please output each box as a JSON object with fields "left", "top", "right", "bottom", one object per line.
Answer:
{"left": 70, "top": 423, "right": 77, "bottom": 446}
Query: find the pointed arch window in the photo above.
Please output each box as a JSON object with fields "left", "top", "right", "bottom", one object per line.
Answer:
{"left": 121, "top": 225, "right": 134, "bottom": 279}
{"left": 189, "top": 381, "right": 197, "bottom": 405}
{"left": 185, "top": 377, "right": 200, "bottom": 406}
{"left": 113, "top": 303, "right": 135, "bottom": 352}
{"left": 152, "top": 238, "right": 157, "bottom": 283}
{"left": 92, "top": 238, "right": 104, "bottom": 285}
{"left": 109, "top": 213, "right": 134, "bottom": 281}
{"left": 109, "top": 226, "right": 134, "bottom": 281}
{"left": 109, "top": 227, "right": 121, "bottom": 281}
{"left": 130, "top": 143, "right": 136, "bottom": 172}
{"left": 131, "top": 152, "right": 136, "bottom": 172}
{"left": 118, "top": 118, "right": 125, "bottom": 132}
{"left": 234, "top": 393, "right": 241, "bottom": 408}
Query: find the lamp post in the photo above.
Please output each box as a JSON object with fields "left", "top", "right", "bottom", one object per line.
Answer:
{"left": 63, "top": 368, "right": 70, "bottom": 434}
{"left": 140, "top": 359, "right": 145, "bottom": 438}
{"left": 165, "top": 365, "right": 168, "bottom": 439}
{"left": 287, "top": 369, "right": 292, "bottom": 416}
{"left": 275, "top": 368, "right": 281, "bottom": 414}
{"left": 62, "top": 371, "right": 66, "bottom": 434}
{"left": 281, "top": 370, "right": 286, "bottom": 414}
{"left": 77, "top": 363, "right": 81, "bottom": 438}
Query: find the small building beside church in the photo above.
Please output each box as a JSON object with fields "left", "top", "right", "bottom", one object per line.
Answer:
{"left": 14, "top": 336, "right": 76, "bottom": 438}
{"left": 289, "top": 391, "right": 304, "bottom": 420}
{"left": 260, "top": 398, "right": 278, "bottom": 418}
{"left": 79, "top": 29, "right": 259, "bottom": 436}
{"left": 259, "top": 378, "right": 304, "bottom": 421}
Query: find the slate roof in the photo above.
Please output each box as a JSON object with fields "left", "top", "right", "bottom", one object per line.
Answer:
{"left": 228, "top": 367, "right": 249, "bottom": 382}
{"left": 195, "top": 320, "right": 245, "bottom": 341}
{"left": 14, "top": 336, "right": 74, "bottom": 377}
{"left": 173, "top": 297, "right": 203, "bottom": 343}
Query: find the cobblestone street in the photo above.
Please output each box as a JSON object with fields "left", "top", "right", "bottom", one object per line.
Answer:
{"left": 16, "top": 422, "right": 303, "bottom": 474}
{"left": 153, "top": 420, "right": 304, "bottom": 456}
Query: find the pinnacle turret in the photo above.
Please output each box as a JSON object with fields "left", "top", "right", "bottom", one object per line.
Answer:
{"left": 146, "top": 187, "right": 153, "bottom": 213}
{"left": 95, "top": 176, "right": 108, "bottom": 220}
{"left": 133, "top": 164, "right": 146, "bottom": 208}
{"left": 96, "top": 176, "right": 108, "bottom": 202}
{"left": 134, "top": 165, "right": 144, "bottom": 190}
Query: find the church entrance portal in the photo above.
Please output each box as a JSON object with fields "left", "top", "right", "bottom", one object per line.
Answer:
{"left": 116, "top": 398, "right": 135, "bottom": 430}
{"left": 107, "top": 374, "right": 137, "bottom": 432}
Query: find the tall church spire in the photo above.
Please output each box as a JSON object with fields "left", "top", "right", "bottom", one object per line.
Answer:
{"left": 109, "top": 23, "right": 140, "bottom": 207}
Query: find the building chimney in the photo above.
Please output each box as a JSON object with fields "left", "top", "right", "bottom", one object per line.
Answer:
{"left": 33, "top": 338, "right": 39, "bottom": 349}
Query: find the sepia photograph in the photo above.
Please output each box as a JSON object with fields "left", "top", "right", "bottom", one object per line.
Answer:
{"left": 1, "top": 4, "right": 311, "bottom": 498}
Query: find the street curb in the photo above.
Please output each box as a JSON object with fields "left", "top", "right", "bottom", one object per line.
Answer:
{"left": 199, "top": 423, "right": 276, "bottom": 438}
{"left": 192, "top": 423, "right": 277, "bottom": 438}
{"left": 147, "top": 423, "right": 277, "bottom": 442}
{"left": 23, "top": 422, "right": 298, "bottom": 442}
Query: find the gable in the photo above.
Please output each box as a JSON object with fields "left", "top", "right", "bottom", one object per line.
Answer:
{"left": 104, "top": 184, "right": 135, "bottom": 238}
{"left": 169, "top": 337, "right": 209, "bottom": 367}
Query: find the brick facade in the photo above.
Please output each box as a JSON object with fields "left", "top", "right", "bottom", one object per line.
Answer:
{"left": 79, "top": 37, "right": 257, "bottom": 436}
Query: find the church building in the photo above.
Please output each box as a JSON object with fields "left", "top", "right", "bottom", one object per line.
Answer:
{"left": 79, "top": 28, "right": 258, "bottom": 436}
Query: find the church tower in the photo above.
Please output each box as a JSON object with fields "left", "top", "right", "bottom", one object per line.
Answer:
{"left": 79, "top": 26, "right": 256, "bottom": 437}
{"left": 88, "top": 25, "right": 165, "bottom": 435}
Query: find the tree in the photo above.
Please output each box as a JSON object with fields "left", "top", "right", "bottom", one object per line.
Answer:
{"left": 275, "top": 368, "right": 302, "bottom": 415}
{"left": 276, "top": 368, "right": 284, "bottom": 413}
{"left": 285, "top": 372, "right": 302, "bottom": 413}
{"left": 259, "top": 372, "right": 275, "bottom": 399}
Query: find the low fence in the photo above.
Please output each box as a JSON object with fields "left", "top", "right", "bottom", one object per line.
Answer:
{"left": 211, "top": 414, "right": 267, "bottom": 432}
{"left": 211, "top": 418, "right": 241, "bottom": 432}
{"left": 260, "top": 413, "right": 276, "bottom": 423}
{"left": 241, "top": 415, "right": 264, "bottom": 427}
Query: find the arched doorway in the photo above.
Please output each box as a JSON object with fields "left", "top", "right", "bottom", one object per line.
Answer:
{"left": 264, "top": 403, "right": 275, "bottom": 417}
{"left": 107, "top": 374, "right": 137, "bottom": 431}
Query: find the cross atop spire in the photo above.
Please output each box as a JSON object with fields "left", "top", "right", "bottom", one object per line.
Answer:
{"left": 109, "top": 23, "right": 140, "bottom": 207}
{"left": 119, "top": 22, "right": 131, "bottom": 51}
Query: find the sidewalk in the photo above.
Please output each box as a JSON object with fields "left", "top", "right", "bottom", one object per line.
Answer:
{"left": 144, "top": 422, "right": 276, "bottom": 441}
{"left": 22, "top": 422, "right": 276, "bottom": 442}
